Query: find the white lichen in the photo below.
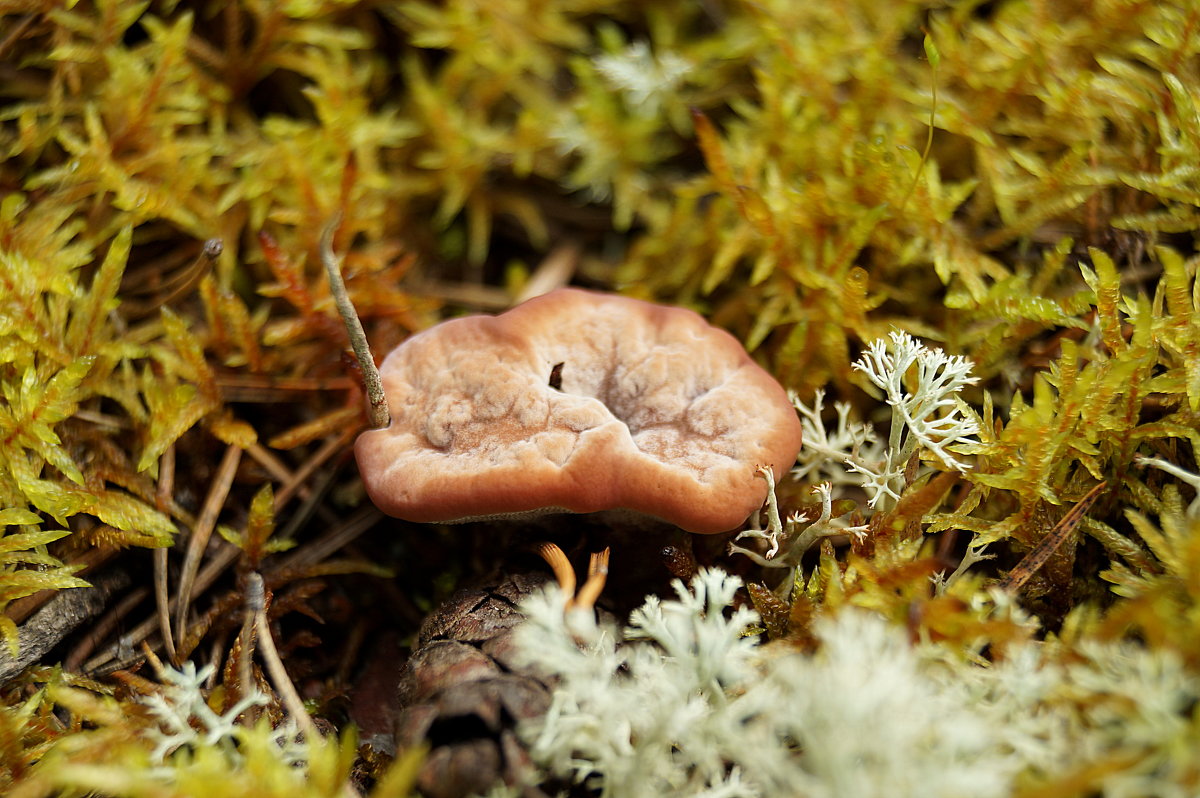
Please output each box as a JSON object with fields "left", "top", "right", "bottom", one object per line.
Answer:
{"left": 852, "top": 330, "right": 981, "bottom": 472}
{"left": 593, "top": 41, "right": 691, "bottom": 117}
{"left": 792, "top": 331, "right": 981, "bottom": 511}
{"left": 1135, "top": 454, "right": 1200, "bottom": 518}
{"left": 510, "top": 569, "right": 1200, "bottom": 798}
{"left": 511, "top": 571, "right": 1023, "bottom": 798}
{"left": 790, "top": 389, "right": 884, "bottom": 488}
{"left": 141, "top": 661, "right": 307, "bottom": 770}
{"left": 514, "top": 568, "right": 762, "bottom": 797}
{"left": 142, "top": 662, "right": 266, "bottom": 763}
{"left": 729, "top": 468, "right": 866, "bottom": 598}
{"left": 931, "top": 541, "right": 994, "bottom": 595}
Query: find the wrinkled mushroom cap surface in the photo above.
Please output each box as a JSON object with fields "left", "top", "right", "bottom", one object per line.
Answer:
{"left": 354, "top": 288, "right": 802, "bottom": 534}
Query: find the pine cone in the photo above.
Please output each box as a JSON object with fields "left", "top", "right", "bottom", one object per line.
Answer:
{"left": 394, "top": 571, "right": 555, "bottom": 798}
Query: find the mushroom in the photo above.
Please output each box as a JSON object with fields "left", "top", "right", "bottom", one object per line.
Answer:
{"left": 353, "top": 288, "right": 802, "bottom": 535}
{"left": 319, "top": 234, "right": 802, "bottom": 797}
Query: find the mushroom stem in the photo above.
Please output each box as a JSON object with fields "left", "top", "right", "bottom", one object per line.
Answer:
{"left": 320, "top": 213, "right": 390, "bottom": 430}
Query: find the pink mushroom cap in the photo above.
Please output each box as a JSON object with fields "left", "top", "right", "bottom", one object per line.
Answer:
{"left": 354, "top": 288, "right": 802, "bottom": 534}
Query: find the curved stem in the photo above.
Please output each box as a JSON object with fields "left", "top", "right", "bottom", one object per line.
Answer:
{"left": 533, "top": 541, "right": 577, "bottom": 599}
{"left": 573, "top": 547, "right": 611, "bottom": 611}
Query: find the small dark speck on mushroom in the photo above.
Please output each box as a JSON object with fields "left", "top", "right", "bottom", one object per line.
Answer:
{"left": 548, "top": 362, "right": 564, "bottom": 391}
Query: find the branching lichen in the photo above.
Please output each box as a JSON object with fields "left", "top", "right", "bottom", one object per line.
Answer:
{"left": 509, "top": 569, "right": 1200, "bottom": 798}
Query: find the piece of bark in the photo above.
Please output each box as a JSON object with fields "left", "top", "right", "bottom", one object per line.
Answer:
{"left": 0, "top": 570, "right": 130, "bottom": 685}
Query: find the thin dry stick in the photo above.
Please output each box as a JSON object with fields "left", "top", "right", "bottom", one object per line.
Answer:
{"left": 320, "top": 213, "right": 388, "bottom": 430}
{"left": 155, "top": 445, "right": 177, "bottom": 661}
{"left": 63, "top": 586, "right": 149, "bottom": 672}
{"left": 89, "top": 453, "right": 364, "bottom": 673}
{"left": 204, "top": 635, "right": 226, "bottom": 690}
{"left": 85, "top": 545, "right": 242, "bottom": 673}
{"left": 246, "top": 442, "right": 315, "bottom": 504}
{"left": 410, "top": 280, "right": 511, "bottom": 311}
{"left": 214, "top": 374, "right": 355, "bottom": 402}
{"left": 573, "top": 547, "right": 612, "bottom": 611}
{"left": 998, "top": 482, "right": 1107, "bottom": 593}
{"left": 334, "top": 620, "right": 368, "bottom": 687}
{"left": 174, "top": 444, "right": 243, "bottom": 647}
{"left": 275, "top": 504, "right": 382, "bottom": 571}
{"left": 533, "top": 541, "right": 577, "bottom": 598}
{"left": 0, "top": 14, "right": 36, "bottom": 60}
{"left": 273, "top": 461, "right": 342, "bottom": 543}
{"left": 73, "top": 408, "right": 126, "bottom": 429}
{"left": 154, "top": 550, "right": 175, "bottom": 660}
{"left": 124, "top": 239, "right": 222, "bottom": 318}
{"left": 245, "top": 433, "right": 351, "bottom": 527}
{"left": 247, "top": 572, "right": 318, "bottom": 740}
{"left": 274, "top": 427, "right": 355, "bottom": 508}
{"left": 513, "top": 242, "right": 580, "bottom": 304}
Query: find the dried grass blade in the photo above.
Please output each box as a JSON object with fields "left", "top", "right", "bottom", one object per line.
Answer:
{"left": 274, "top": 427, "right": 355, "bottom": 508}
{"left": 174, "top": 444, "right": 242, "bottom": 645}
{"left": 156, "top": 445, "right": 177, "bottom": 661}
